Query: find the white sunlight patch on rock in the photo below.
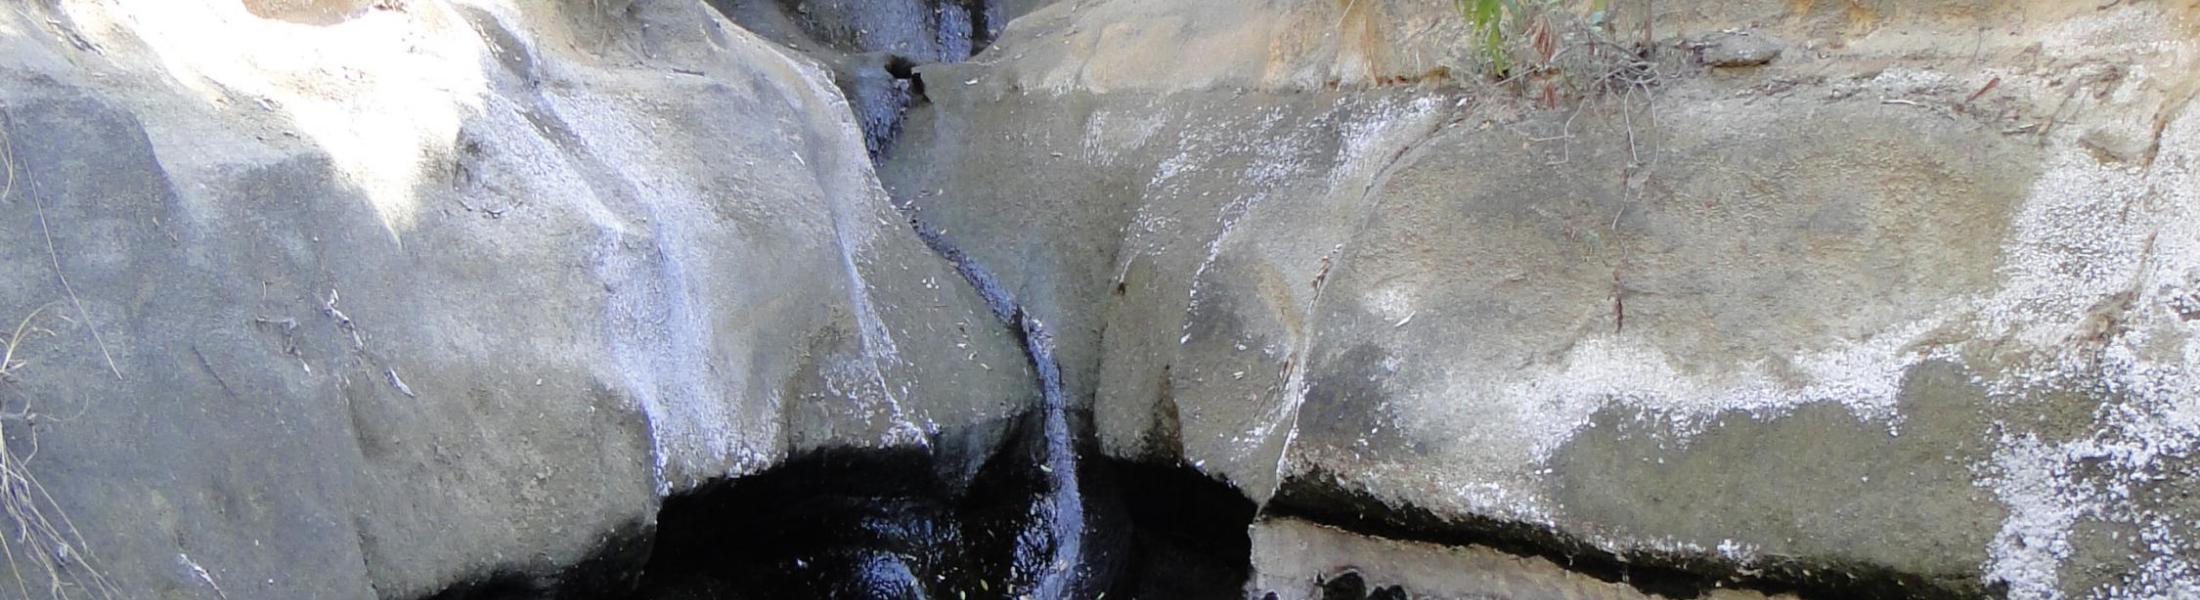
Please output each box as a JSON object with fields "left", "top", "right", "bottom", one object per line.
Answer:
{"left": 76, "top": 0, "right": 489, "bottom": 245}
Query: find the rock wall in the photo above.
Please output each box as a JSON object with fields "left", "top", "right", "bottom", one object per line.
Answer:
{"left": 883, "top": 0, "right": 2200, "bottom": 598}
{"left": 0, "top": 1, "right": 1032, "bottom": 598}
{"left": 6, "top": 0, "right": 2200, "bottom": 598}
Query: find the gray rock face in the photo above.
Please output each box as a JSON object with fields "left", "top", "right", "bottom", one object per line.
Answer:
{"left": 0, "top": 0, "right": 1030, "bottom": 598}
{"left": 884, "top": 0, "right": 2200, "bottom": 598}
{"left": 8, "top": 0, "right": 2200, "bottom": 598}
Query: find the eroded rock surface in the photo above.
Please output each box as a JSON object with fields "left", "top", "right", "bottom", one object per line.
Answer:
{"left": 883, "top": 0, "right": 2200, "bottom": 598}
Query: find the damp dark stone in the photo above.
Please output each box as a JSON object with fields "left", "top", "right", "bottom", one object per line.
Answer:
{"left": 1311, "top": 571, "right": 1405, "bottom": 600}
{"left": 1298, "top": 344, "right": 1422, "bottom": 458}
{"left": 624, "top": 447, "right": 961, "bottom": 599}
{"left": 706, "top": 0, "right": 1008, "bottom": 159}
{"left": 410, "top": 437, "right": 1256, "bottom": 599}
{"left": 1105, "top": 461, "right": 1257, "bottom": 599}
{"left": 611, "top": 446, "right": 1246, "bottom": 599}
{"left": 839, "top": 52, "right": 922, "bottom": 159}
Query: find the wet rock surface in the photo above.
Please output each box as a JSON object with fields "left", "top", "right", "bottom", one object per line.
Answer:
{"left": 705, "top": 0, "right": 1038, "bottom": 158}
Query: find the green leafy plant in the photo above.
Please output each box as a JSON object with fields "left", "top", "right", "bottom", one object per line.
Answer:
{"left": 1460, "top": 0, "right": 1511, "bottom": 74}
{"left": 1461, "top": 0, "right": 1632, "bottom": 78}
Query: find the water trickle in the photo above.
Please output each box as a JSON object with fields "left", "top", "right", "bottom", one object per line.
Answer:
{"left": 709, "top": 0, "right": 1003, "bottom": 159}
{"left": 1020, "top": 313, "right": 1089, "bottom": 597}
{"left": 906, "top": 206, "right": 1126, "bottom": 597}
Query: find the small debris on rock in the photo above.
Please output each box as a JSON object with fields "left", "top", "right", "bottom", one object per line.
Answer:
{"left": 386, "top": 368, "right": 417, "bottom": 398}
{"left": 2080, "top": 127, "right": 2151, "bottom": 165}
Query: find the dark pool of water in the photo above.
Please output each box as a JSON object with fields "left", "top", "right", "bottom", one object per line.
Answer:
{"left": 621, "top": 443, "right": 1253, "bottom": 599}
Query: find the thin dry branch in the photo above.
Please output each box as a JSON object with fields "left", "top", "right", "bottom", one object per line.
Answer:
{"left": 1, "top": 304, "right": 54, "bottom": 381}
{"left": 0, "top": 109, "right": 124, "bottom": 600}
{"left": 0, "top": 392, "right": 122, "bottom": 600}
{"left": 0, "top": 111, "right": 122, "bottom": 381}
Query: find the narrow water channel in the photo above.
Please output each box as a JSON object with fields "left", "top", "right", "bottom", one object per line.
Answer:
{"left": 609, "top": 194, "right": 1256, "bottom": 598}
{"left": 600, "top": 3, "right": 1256, "bottom": 598}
